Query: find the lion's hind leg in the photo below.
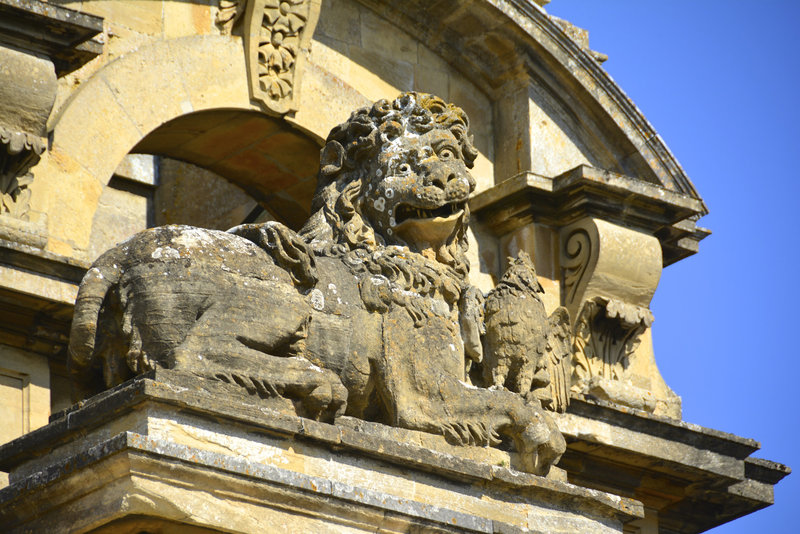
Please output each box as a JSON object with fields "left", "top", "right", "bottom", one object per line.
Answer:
{"left": 169, "top": 295, "right": 347, "bottom": 422}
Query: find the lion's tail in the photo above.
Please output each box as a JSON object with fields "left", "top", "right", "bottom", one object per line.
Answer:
{"left": 68, "top": 248, "right": 124, "bottom": 384}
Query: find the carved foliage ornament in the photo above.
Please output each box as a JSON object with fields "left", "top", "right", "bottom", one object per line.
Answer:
{"left": 572, "top": 296, "right": 654, "bottom": 388}
{"left": 217, "top": 0, "right": 320, "bottom": 114}
{"left": 0, "top": 127, "right": 45, "bottom": 220}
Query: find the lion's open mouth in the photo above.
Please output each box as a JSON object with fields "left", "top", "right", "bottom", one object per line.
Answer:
{"left": 394, "top": 202, "right": 465, "bottom": 225}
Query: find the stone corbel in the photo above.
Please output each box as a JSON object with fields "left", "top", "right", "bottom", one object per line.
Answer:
{"left": 0, "top": 128, "right": 45, "bottom": 220}
{"left": 217, "top": 0, "right": 321, "bottom": 115}
{"left": 0, "top": 0, "right": 103, "bottom": 245}
{"left": 560, "top": 217, "right": 679, "bottom": 416}
{"left": 572, "top": 296, "right": 656, "bottom": 408}
{"left": 0, "top": 46, "right": 56, "bottom": 246}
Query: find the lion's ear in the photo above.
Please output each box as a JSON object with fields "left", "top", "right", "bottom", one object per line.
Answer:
{"left": 320, "top": 141, "right": 345, "bottom": 180}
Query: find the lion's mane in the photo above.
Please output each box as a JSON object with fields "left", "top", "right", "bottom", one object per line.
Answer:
{"left": 299, "top": 93, "right": 478, "bottom": 312}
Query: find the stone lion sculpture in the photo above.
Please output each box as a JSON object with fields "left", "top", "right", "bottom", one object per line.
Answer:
{"left": 69, "top": 93, "right": 566, "bottom": 475}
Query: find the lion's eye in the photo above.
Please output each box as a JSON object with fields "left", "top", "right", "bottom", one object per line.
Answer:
{"left": 438, "top": 147, "right": 456, "bottom": 160}
{"left": 398, "top": 163, "right": 411, "bottom": 174}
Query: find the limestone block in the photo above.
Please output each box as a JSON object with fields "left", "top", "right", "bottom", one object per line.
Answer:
{"left": 168, "top": 35, "right": 255, "bottom": 112}
{"left": 309, "top": 37, "right": 355, "bottom": 83}
{"left": 449, "top": 78, "right": 492, "bottom": 140}
{"left": 77, "top": 0, "right": 164, "bottom": 35}
{"left": 413, "top": 63, "right": 450, "bottom": 108}
{"left": 290, "top": 61, "right": 371, "bottom": 142}
{"left": 114, "top": 154, "right": 158, "bottom": 186}
{"left": 49, "top": 75, "right": 143, "bottom": 184}
{"left": 316, "top": 0, "right": 362, "bottom": 46}
{"left": 0, "top": 371, "right": 642, "bottom": 532}
{"left": 162, "top": 0, "right": 215, "bottom": 38}
{"left": 88, "top": 180, "right": 150, "bottom": 261}
{"left": 348, "top": 46, "right": 414, "bottom": 99}
{"left": 465, "top": 220, "right": 499, "bottom": 295}
{"left": 0, "top": 47, "right": 56, "bottom": 138}
{"left": 493, "top": 79, "right": 595, "bottom": 183}
{"left": 469, "top": 134, "right": 495, "bottom": 194}
{"left": 501, "top": 222, "right": 560, "bottom": 314}
{"left": 359, "top": 8, "right": 418, "bottom": 64}
{"left": 494, "top": 82, "right": 533, "bottom": 181}
{"left": 527, "top": 82, "right": 594, "bottom": 177}
{"left": 50, "top": 25, "right": 149, "bottom": 124}
{"left": 28, "top": 150, "right": 104, "bottom": 257}
{"left": 99, "top": 43, "right": 193, "bottom": 136}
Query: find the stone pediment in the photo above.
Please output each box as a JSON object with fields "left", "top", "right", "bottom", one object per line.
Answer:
{"left": 361, "top": 0, "right": 708, "bottom": 264}
{"left": 363, "top": 0, "right": 703, "bottom": 199}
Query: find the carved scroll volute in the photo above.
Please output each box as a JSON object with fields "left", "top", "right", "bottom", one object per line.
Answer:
{"left": 242, "top": 0, "right": 321, "bottom": 115}
{"left": 561, "top": 221, "right": 598, "bottom": 322}
{"left": 560, "top": 218, "right": 662, "bottom": 319}
{"left": 560, "top": 218, "right": 664, "bottom": 403}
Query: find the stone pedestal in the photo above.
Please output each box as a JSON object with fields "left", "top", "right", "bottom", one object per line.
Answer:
{"left": 0, "top": 370, "right": 642, "bottom": 533}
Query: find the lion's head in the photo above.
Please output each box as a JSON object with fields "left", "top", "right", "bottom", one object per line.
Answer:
{"left": 300, "top": 93, "right": 478, "bottom": 279}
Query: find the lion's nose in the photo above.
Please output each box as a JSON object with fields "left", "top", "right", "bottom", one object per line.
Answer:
{"left": 428, "top": 170, "right": 457, "bottom": 190}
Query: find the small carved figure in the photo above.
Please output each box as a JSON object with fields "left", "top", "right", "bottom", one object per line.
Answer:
{"left": 69, "top": 93, "right": 565, "bottom": 475}
{"left": 482, "top": 253, "right": 571, "bottom": 412}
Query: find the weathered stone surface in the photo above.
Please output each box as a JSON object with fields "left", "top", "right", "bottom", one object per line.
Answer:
{"left": 0, "top": 1, "right": 790, "bottom": 532}
{"left": 0, "top": 370, "right": 642, "bottom": 533}
{"left": 69, "top": 93, "right": 567, "bottom": 476}
{"left": 482, "top": 252, "right": 571, "bottom": 412}
{"left": 554, "top": 396, "right": 790, "bottom": 533}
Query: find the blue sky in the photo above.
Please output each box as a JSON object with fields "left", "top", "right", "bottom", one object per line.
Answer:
{"left": 546, "top": 2, "right": 800, "bottom": 532}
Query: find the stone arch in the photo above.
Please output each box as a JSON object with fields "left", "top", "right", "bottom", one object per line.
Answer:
{"left": 131, "top": 109, "right": 321, "bottom": 229}
{"left": 32, "top": 34, "right": 367, "bottom": 259}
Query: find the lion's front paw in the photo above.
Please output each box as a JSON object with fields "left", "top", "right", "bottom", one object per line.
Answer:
{"left": 515, "top": 411, "right": 566, "bottom": 476}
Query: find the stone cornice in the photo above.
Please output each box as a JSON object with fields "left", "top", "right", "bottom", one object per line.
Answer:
{"left": 360, "top": 0, "right": 706, "bottom": 215}
{"left": 0, "top": 0, "right": 103, "bottom": 75}
{"left": 470, "top": 165, "right": 709, "bottom": 266}
{"left": 0, "top": 369, "right": 644, "bottom": 526}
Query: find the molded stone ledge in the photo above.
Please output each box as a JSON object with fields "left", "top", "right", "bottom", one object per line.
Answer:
{"left": 0, "top": 369, "right": 643, "bottom": 533}
{"left": 0, "top": 237, "right": 87, "bottom": 356}
{"left": 556, "top": 396, "right": 789, "bottom": 533}
{"left": 470, "top": 165, "right": 709, "bottom": 266}
{"left": 0, "top": 0, "right": 103, "bottom": 75}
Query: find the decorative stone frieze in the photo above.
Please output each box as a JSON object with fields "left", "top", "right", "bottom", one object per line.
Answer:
{"left": 217, "top": 0, "right": 321, "bottom": 115}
